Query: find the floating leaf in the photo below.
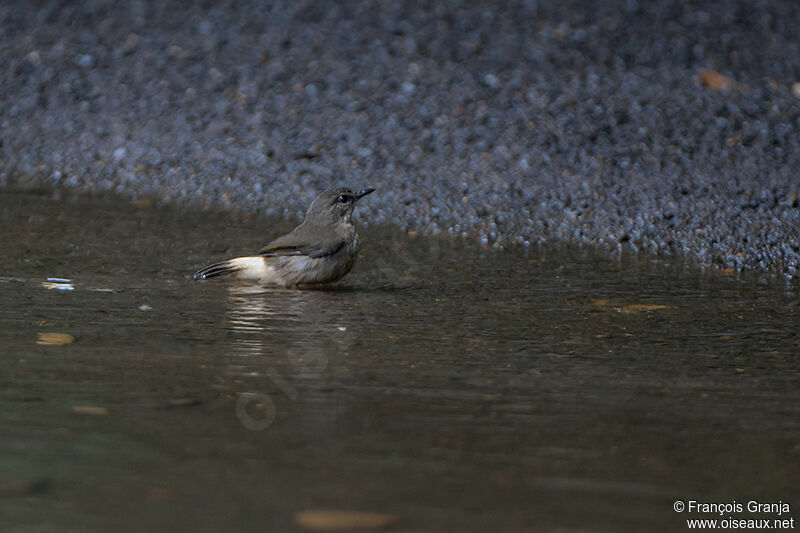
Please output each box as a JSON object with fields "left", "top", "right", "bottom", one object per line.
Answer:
{"left": 132, "top": 196, "right": 156, "bottom": 209}
{"left": 294, "top": 510, "right": 397, "bottom": 531}
{"left": 561, "top": 339, "right": 591, "bottom": 345}
{"left": 37, "top": 333, "right": 75, "bottom": 345}
{"left": 168, "top": 398, "right": 202, "bottom": 407}
{"left": 621, "top": 304, "right": 672, "bottom": 311}
{"left": 146, "top": 487, "right": 169, "bottom": 501}
{"left": 592, "top": 300, "right": 673, "bottom": 312}
{"left": 71, "top": 406, "right": 108, "bottom": 415}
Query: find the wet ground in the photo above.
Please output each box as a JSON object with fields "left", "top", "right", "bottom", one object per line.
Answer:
{"left": 1, "top": 189, "right": 798, "bottom": 532}
{"left": 2, "top": 0, "right": 800, "bottom": 275}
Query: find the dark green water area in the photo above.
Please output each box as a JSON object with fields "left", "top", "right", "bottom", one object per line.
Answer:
{"left": 1, "top": 189, "right": 798, "bottom": 532}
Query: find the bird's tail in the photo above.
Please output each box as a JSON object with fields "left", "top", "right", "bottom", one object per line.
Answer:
{"left": 193, "top": 257, "right": 268, "bottom": 280}
{"left": 193, "top": 259, "right": 241, "bottom": 280}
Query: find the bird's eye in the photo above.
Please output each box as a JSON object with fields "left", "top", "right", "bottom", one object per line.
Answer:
{"left": 337, "top": 195, "right": 347, "bottom": 203}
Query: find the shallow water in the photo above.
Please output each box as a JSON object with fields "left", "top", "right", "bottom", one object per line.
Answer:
{"left": 1, "top": 189, "right": 798, "bottom": 532}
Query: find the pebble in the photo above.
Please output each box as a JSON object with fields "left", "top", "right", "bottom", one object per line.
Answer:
{"left": 2, "top": 0, "right": 799, "bottom": 276}
{"left": 75, "top": 54, "right": 94, "bottom": 68}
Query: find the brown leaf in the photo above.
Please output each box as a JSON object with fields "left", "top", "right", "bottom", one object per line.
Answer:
{"left": 593, "top": 300, "right": 673, "bottom": 312}
{"left": 168, "top": 398, "right": 202, "bottom": 407}
{"left": 37, "top": 333, "right": 75, "bottom": 346}
{"left": 697, "top": 68, "right": 740, "bottom": 90}
{"left": 71, "top": 406, "right": 109, "bottom": 416}
{"left": 561, "top": 339, "right": 590, "bottom": 345}
{"left": 132, "top": 196, "right": 157, "bottom": 209}
{"left": 146, "top": 487, "right": 170, "bottom": 501}
{"left": 621, "top": 304, "right": 672, "bottom": 312}
{"left": 294, "top": 510, "right": 397, "bottom": 531}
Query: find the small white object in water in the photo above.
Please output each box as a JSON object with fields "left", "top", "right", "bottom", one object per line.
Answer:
{"left": 42, "top": 278, "right": 75, "bottom": 291}
{"left": 138, "top": 304, "right": 153, "bottom": 311}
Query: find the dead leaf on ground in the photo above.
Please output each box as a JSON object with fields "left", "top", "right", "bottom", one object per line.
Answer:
{"left": 37, "top": 333, "right": 75, "bottom": 345}
{"left": 697, "top": 68, "right": 741, "bottom": 90}
{"left": 294, "top": 510, "right": 397, "bottom": 531}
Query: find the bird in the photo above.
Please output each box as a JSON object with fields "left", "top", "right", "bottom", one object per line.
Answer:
{"left": 193, "top": 187, "right": 375, "bottom": 287}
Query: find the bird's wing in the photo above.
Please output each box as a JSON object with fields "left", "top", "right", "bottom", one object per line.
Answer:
{"left": 257, "top": 229, "right": 345, "bottom": 258}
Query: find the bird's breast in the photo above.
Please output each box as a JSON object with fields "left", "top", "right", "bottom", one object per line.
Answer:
{"left": 269, "top": 238, "right": 360, "bottom": 287}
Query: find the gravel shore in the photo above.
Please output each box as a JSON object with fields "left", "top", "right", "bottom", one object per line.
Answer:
{"left": 2, "top": 0, "right": 799, "bottom": 275}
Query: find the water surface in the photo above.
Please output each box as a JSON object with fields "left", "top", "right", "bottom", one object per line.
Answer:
{"left": 1, "top": 189, "right": 798, "bottom": 532}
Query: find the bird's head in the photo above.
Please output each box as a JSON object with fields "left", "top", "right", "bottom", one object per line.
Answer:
{"left": 304, "top": 187, "right": 375, "bottom": 226}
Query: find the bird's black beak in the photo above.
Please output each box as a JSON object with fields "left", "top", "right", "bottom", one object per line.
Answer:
{"left": 356, "top": 187, "right": 375, "bottom": 200}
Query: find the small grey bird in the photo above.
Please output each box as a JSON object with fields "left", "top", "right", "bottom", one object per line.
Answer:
{"left": 194, "top": 187, "right": 375, "bottom": 287}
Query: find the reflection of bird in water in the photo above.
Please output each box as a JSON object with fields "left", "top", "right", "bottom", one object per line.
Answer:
{"left": 224, "top": 284, "right": 358, "bottom": 431}
{"left": 226, "top": 285, "right": 303, "bottom": 398}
